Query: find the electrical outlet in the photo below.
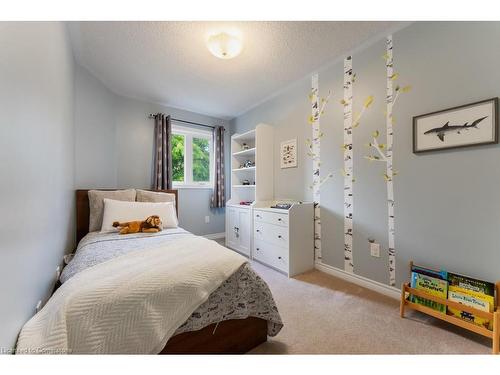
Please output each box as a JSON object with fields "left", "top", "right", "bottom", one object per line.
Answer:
{"left": 205, "top": 216, "right": 210, "bottom": 224}
{"left": 370, "top": 242, "right": 380, "bottom": 258}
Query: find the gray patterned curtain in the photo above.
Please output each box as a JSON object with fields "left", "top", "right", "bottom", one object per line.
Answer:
{"left": 210, "top": 126, "right": 226, "bottom": 208}
{"left": 152, "top": 113, "right": 172, "bottom": 190}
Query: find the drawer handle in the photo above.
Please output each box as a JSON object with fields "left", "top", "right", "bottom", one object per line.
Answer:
{"left": 278, "top": 235, "right": 282, "bottom": 239}
{"left": 278, "top": 256, "right": 282, "bottom": 260}
{"left": 256, "top": 229, "right": 260, "bottom": 233}
{"left": 256, "top": 214, "right": 261, "bottom": 218}
{"left": 278, "top": 218, "right": 282, "bottom": 221}
{"left": 256, "top": 247, "right": 260, "bottom": 251}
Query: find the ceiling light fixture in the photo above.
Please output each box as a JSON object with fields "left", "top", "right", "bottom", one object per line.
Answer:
{"left": 206, "top": 32, "right": 242, "bottom": 59}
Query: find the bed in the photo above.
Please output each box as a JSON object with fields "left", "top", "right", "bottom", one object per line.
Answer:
{"left": 16, "top": 189, "right": 282, "bottom": 354}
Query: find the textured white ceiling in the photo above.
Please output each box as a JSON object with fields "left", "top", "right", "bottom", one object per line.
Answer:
{"left": 69, "top": 21, "right": 401, "bottom": 119}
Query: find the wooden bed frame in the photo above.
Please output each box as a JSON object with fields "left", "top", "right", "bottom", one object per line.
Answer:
{"left": 75, "top": 189, "right": 268, "bottom": 354}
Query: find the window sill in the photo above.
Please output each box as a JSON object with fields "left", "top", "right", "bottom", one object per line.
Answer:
{"left": 173, "top": 185, "right": 214, "bottom": 190}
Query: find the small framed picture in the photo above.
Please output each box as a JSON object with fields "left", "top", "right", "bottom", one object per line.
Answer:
{"left": 280, "top": 139, "right": 297, "bottom": 169}
{"left": 413, "top": 97, "right": 498, "bottom": 153}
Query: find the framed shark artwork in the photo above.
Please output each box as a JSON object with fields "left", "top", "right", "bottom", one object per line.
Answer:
{"left": 413, "top": 97, "right": 498, "bottom": 153}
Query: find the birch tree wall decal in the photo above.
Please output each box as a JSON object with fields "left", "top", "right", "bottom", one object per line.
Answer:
{"left": 342, "top": 56, "right": 355, "bottom": 273}
{"left": 307, "top": 73, "right": 332, "bottom": 262}
{"left": 364, "top": 35, "right": 411, "bottom": 286}
{"left": 341, "top": 56, "right": 374, "bottom": 273}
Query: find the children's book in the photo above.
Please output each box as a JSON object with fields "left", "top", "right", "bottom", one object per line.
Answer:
{"left": 410, "top": 271, "right": 448, "bottom": 313}
{"left": 411, "top": 264, "right": 447, "bottom": 281}
{"left": 447, "top": 273, "right": 494, "bottom": 296}
{"left": 447, "top": 273, "right": 495, "bottom": 329}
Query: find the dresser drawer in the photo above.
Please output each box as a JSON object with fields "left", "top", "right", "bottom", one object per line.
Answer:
{"left": 254, "top": 222, "right": 289, "bottom": 247}
{"left": 253, "top": 240, "right": 288, "bottom": 273}
{"left": 253, "top": 240, "right": 273, "bottom": 265}
{"left": 254, "top": 210, "right": 288, "bottom": 227}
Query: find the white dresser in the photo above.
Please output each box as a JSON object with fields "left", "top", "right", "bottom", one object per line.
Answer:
{"left": 252, "top": 203, "right": 314, "bottom": 277}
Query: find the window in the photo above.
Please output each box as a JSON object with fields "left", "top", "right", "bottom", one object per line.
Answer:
{"left": 172, "top": 134, "right": 185, "bottom": 182}
{"left": 171, "top": 125, "right": 213, "bottom": 188}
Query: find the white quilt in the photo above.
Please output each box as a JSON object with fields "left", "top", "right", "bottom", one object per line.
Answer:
{"left": 16, "top": 236, "right": 247, "bottom": 354}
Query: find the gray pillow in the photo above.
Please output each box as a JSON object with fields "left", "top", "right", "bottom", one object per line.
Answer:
{"left": 136, "top": 189, "right": 176, "bottom": 207}
{"left": 88, "top": 189, "right": 136, "bottom": 232}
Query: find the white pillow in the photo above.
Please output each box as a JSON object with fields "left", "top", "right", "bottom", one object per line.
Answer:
{"left": 101, "top": 198, "right": 178, "bottom": 232}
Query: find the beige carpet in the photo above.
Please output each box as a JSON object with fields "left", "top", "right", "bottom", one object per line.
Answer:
{"left": 244, "top": 260, "right": 491, "bottom": 354}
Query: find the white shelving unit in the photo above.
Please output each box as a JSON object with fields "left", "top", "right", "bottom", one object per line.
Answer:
{"left": 225, "top": 123, "right": 314, "bottom": 277}
{"left": 225, "top": 124, "right": 274, "bottom": 257}
{"left": 227, "top": 124, "right": 273, "bottom": 207}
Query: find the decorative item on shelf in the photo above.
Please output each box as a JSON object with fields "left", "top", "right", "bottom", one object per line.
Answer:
{"left": 242, "top": 143, "right": 250, "bottom": 150}
{"left": 243, "top": 160, "right": 254, "bottom": 168}
{"left": 239, "top": 201, "right": 252, "bottom": 206}
{"left": 242, "top": 179, "right": 250, "bottom": 185}
{"left": 413, "top": 97, "right": 498, "bottom": 153}
{"left": 280, "top": 139, "right": 297, "bottom": 169}
{"left": 252, "top": 181, "right": 256, "bottom": 185}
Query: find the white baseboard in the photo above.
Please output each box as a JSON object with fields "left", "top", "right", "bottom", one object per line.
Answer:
{"left": 203, "top": 232, "right": 225, "bottom": 240}
{"left": 314, "top": 261, "right": 400, "bottom": 300}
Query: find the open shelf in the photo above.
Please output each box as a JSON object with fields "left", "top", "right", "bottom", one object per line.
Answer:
{"left": 232, "top": 129, "right": 256, "bottom": 143}
{"left": 227, "top": 123, "right": 273, "bottom": 208}
{"left": 232, "top": 148, "right": 256, "bottom": 157}
{"left": 232, "top": 166, "right": 256, "bottom": 172}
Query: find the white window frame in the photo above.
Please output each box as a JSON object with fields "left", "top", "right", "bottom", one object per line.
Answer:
{"left": 172, "top": 124, "right": 214, "bottom": 189}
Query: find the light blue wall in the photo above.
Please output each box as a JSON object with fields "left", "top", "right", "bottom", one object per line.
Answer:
{"left": 113, "top": 95, "right": 230, "bottom": 235}
{"left": 232, "top": 22, "right": 500, "bottom": 286}
{"left": 0, "top": 22, "right": 75, "bottom": 350}
{"left": 75, "top": 65, "right": 117, "bottom": 188}
{"left": 74, "top": 65, "right": 230, "bottom": 235}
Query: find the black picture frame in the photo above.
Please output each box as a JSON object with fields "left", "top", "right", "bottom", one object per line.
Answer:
{"left": 413, "top": 97, "right": 498, "bottom": 153}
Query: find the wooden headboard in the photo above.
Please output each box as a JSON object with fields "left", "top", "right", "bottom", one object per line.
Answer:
{"left": 76, "top": 189, "right": 179, "bottom": 243}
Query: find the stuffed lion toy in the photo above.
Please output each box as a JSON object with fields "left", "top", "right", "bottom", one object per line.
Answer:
{"left": 112, "top": 215, "right": 163, "bottom": 235}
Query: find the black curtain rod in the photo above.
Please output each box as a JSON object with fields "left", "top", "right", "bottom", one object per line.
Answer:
{"left": 148, "top": 114, "right": 218, "bottom": 130}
